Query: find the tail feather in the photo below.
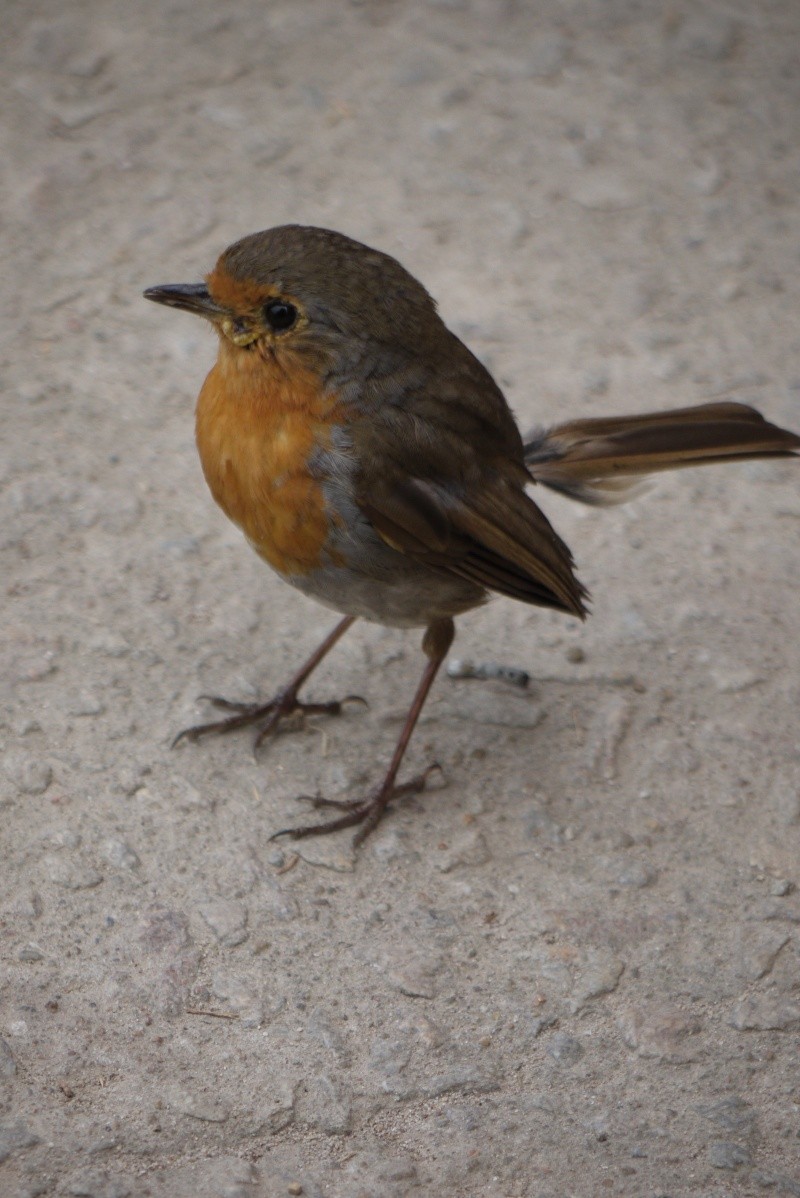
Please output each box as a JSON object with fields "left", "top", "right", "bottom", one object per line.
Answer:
{"left": 523, "top": 402, "right": 800, "bottom": 505}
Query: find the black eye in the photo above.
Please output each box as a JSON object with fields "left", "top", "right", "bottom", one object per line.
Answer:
{"left": 264, "top": 299, "right": 297, "bottom": 331}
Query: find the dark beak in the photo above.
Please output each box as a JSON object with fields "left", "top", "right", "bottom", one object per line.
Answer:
{"left": 143, "top": 282, "right": 227, "bottom": 319}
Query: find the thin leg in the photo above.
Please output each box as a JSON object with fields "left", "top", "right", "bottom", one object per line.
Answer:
{"left": 172, "top": 615, "right": 360, "bottom": 750}
{"left": 270, "top": 617, "right": 455, "bottom": 847}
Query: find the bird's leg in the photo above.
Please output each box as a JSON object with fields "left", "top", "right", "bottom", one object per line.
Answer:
{"left": 270, "top": 617, "right": 455, "bottom": 847}
{"left": 172, "top": 615, "right": 361, "bottom": 750}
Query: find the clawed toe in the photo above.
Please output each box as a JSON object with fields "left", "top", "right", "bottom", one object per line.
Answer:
{"left": 200, "top": 695, "right": 264, "bottom": 714}
{"left": 297, "top": 793, "right": 363, "bottom": 812}
{"left": 269, "top": 764, "right": 442, "bottom": 846}
{"left": 171, "top": 699, "right": 279, "bottom": 748}
{"left": 172, "top": 687, "right": 362, "bottom": 751}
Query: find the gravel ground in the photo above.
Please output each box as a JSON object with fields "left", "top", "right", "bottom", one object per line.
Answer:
{"left": 2, "top": 2, "right": 800, "bottom": 1195}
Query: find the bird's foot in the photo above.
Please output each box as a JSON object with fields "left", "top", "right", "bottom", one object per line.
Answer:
{"left": 269, "top": 764, "right": 442, "bottom": 847}
{"left": 172, "top": 689, "right": 366, "bottom": 751}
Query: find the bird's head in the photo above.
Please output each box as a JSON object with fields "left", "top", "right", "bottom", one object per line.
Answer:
{"left": 144, "top": 225, "right": 441, "bottom": 375}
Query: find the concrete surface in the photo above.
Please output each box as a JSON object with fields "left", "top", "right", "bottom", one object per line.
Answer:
{"left": 2, "top": 2, "right": 799, "bottom": 1195}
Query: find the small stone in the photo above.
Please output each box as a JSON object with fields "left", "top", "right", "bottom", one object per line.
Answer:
{"left": 102, "top": 839, "right": 140, "bottom": 871}
{"left": 114, "top": 765, "right": 149, "bottom": 798}
{"left": 769, "top": 878, "right": 793, "bottom": 897}
{"left": 401, "top": 1064, "right": 500, "bottom": 1100}
{"left": 524, "top": 800, "right": 564, "bottom": 844}
{"left": 735, "top": 927, "right": 789, "bottom": 981}
{"left": 565, "top": 646, "right": 585, "bottom": 663}
{"left": 199, "top": 102, "right": 246, "bottom": 130}
{"left": 45, "top": 856, "right": 103, "bottom": 890}
{"left": 170, "top": 775, "right": 213, "bottom": 811}
{"left": 445, "top": 656, "right": 531, "bottom": 690}
{"left": 65, "top": 50, "right": 108, "bottom": 78}
{"left": 757, "top": 900, "right": 800, "bottom": 924}
{"left": 370, "top": 827, "right": 417, "bottom": 864}
{"left": 87, "top": 1136, "right": 118, "bottom": 1154}
{"left": 618, "top": 1003, "right": 702, "bottom": 1062}
{"left": 164, "top": 1084, "right": 229, "bottom": 1123}
{"left": 18, "top": 943, "right": 45, "bottom": 962}
{"left": 730, "top": 994, "right": 800, "bottom": 1031}
{"left": 711, "top": 666, "right": 763, "bottom": 693}
{"left": 387, "top": 955, "right": 443, "bottom": 999}
{"left": 11, "top": 649, "right": 59, "bottom": 681}
{"left": 700, "top": 1095, "right": 757, "bottom": 1138}
{"left": 436, "top": 829, "right": 491, "bottom": 873}
{"left": 16, "top": 382, "right": 48, "bottom": 405}
{"left": 255, "top": 1093, "right": 296, "bottom": 1140}
{"left": 210, "top": 972, "right": 263, "bottom": 1027}
{"left": 3, "top": 754, "right": 53, "bottom": 795}
{"left": 293, "top": 841, "right": 355, "bottom": 872}
{"left": 521, "top": 1091, "right": 558, "bottom": 1116}
{"left": 570, "top": 949, "right": 624, "bottom": 1012}
{"left": 241, "top": 1082, "right": 296, "bottom": 1136}
{"left": 8, "top": 891, "right": 43, "bottom": 921}
{"left": 12, "top": 717, "right": 43, "bottom": 738}
{"left": 708, "top": 1141, "right": 751, "bottom": 1169}
{"left": 138, "top": 906, "right": 199, "bottom": 1016}
{"left": 67, "top": 692, "right": 106, "bottom": 717}
{"left": 49, "top": 99, "right": 108, "bottom": 130}
{"left": 369, "top": 1033, "right": 413, "bottom": 1080}
{"left": 546, "top": 1032, "right": 584, "bottom": 1065}
{"left": 42, "top": 828, "right": 81, "bottom": 850}
{"left": 617, "top": 861, "right": 657, "bottom": 889}
{"left": 0, "top": 1117, "right": 40, "bottom": 1163}
{"left": 308, "top": 1008, "right": 350, "bottom": 1062}
{"left": 160, "top": 535, "right": 202, "bottom": 558}
{"left": 139, "top": 906, "right": 191, "bottom": 953}
{"left": 250, "top": 135, "right": 292, "bottom": 167}
{"left": 409, "top": 1013, "right": 446, "bottom": 1050}
{"left": 199, "top": 900, "right": 248, "bottom": 947}
{"left": 296, "top": 1074, "right": 351, "bottom": 1135}
{"left": 616, "top": 605, "right": 658, "bottom": 644}
{"left": 89, "top": 629, "right": 131, "bottom": 657}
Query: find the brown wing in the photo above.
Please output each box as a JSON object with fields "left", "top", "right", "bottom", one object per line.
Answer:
{"left": 348, "top": 325, "right": 588, "bottom": 618}
{"left": 362, "top": 472, "right": 587, "bottom": 616}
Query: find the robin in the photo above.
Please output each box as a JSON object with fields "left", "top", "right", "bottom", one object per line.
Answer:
{"left": 145, "top": 225, "right": 800, "bottom": 847}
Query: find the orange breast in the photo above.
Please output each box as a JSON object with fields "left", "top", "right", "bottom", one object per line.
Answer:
{"left": 195, "top": 341, "right": 343, "bottom": 577}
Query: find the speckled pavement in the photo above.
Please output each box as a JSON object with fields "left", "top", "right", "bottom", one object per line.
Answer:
{"left": 2, "top": 3, "right": 799, "bottom": 1195}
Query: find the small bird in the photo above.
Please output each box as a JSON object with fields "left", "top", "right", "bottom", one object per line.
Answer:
{"left": 145, "top": 226, "right": 799, "bottom": 847}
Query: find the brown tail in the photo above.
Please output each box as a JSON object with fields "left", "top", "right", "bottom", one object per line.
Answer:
{"left": 523, "top": 402, "right": 800, "bottom": 505}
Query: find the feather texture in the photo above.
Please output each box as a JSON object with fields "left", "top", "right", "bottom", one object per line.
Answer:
{"left": 524, "top": 402, "right": 800, "bottom": 505}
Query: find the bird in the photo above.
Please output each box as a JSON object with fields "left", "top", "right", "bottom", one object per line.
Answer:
{"left": 144, "top": 225, "right": 800, "bottom": 848}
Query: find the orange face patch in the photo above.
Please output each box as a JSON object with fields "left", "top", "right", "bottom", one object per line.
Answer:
{"left": 195, "top": 338, "right": 344, "bottom": 577}
{"left": 205, "top": 263, "right": 282, "bottom": 314}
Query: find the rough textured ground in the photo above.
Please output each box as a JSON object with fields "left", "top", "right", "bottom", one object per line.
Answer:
{"left": 2, "top": 2, "right": 800, "bottom": 1195}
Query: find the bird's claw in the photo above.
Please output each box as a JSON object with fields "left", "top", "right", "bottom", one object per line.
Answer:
{"left": 268, "top": 763, "right": 442, "bottom": 846}
{"left": 171, "top": 688, "right": 362, "bottom": 751}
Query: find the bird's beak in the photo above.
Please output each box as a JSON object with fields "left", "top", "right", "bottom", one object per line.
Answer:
{"left": 143, "top": 282, "right": 228, "bottom": 320}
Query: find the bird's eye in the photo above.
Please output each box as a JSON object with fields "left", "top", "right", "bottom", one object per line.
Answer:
{"left": 263, "top": 299, "right": 298, "bottom": 332}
